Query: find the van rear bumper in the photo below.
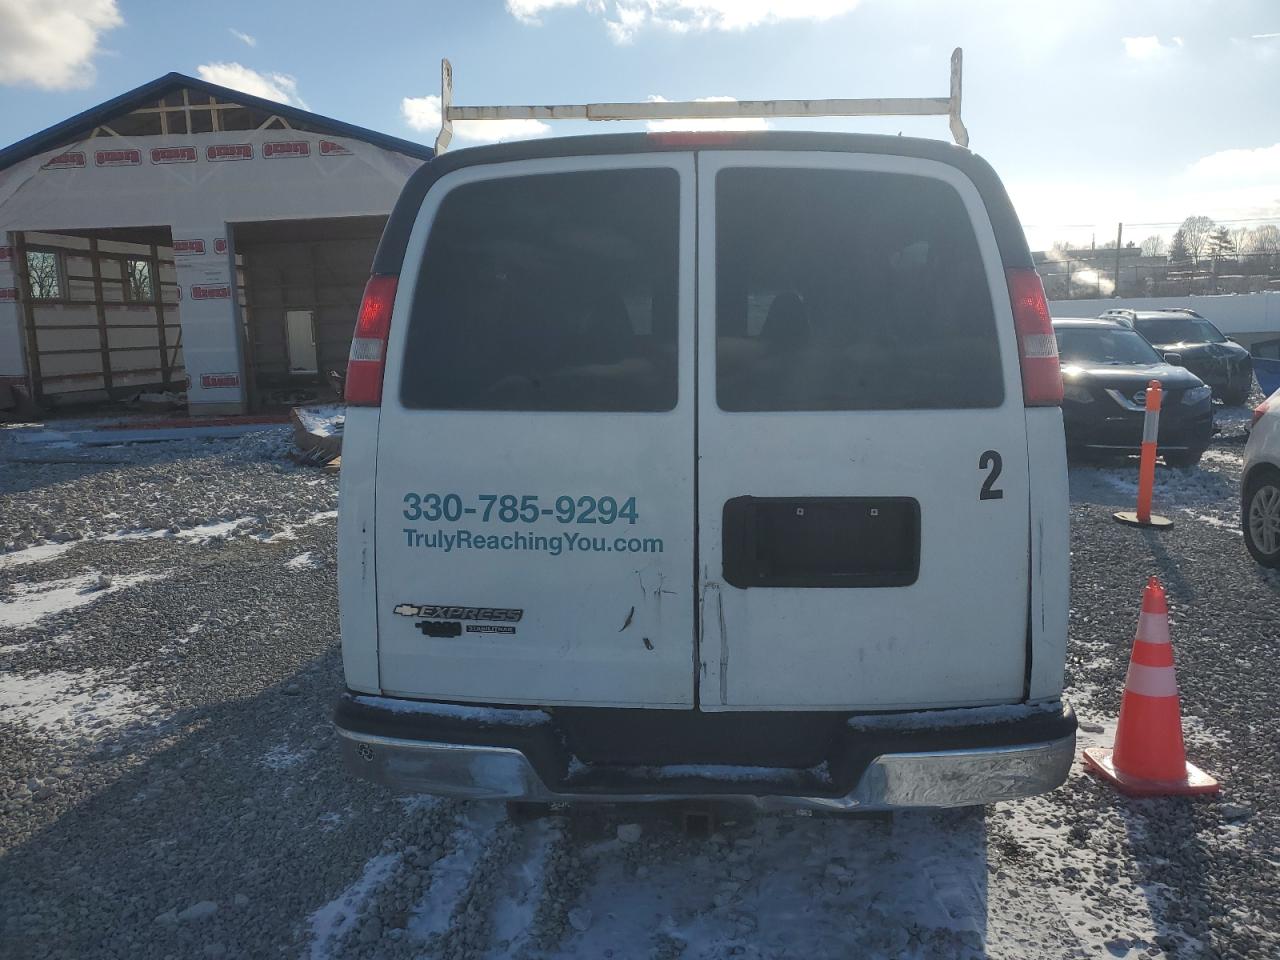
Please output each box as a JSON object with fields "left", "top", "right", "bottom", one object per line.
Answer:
{"left": 334, "top": 693, "right": 1076, "bottom": 811}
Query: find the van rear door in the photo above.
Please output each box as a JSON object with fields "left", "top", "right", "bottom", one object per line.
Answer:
{"left": 374, "top": 155, "right": 696, "bottom": 707}
{"left": 696, "top": 152, "right": 1031, "bottom": 710}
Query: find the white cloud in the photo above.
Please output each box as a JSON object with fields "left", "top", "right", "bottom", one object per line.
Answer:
{"left": 507, "top": 0, "right": 860, "bottom": 42}
{"left": 401, "top": 95, "right": 551, "bottom": 143}
{"left": 1121, "top": 35, "right": 1183, "bottom": 60}
{"left": 0, "top": 0, "right": 122, "bottom": 90}
{"left": 230, "top": 28, "right": 257, "bottom": 47}
{"left": 196, "top": 62, "right": 308, "bottom": 109}
{"left": 1250, "top": 32, "right": 1280, "bottom": 39}
{"left": 1187, "top": 143, "right": 1280, "bottom": 184}
{"left": 645, "top": 96, "right": 769, "bottom": 131}
{"left": 507, "top": 0, "right": 584, "bottom": 23}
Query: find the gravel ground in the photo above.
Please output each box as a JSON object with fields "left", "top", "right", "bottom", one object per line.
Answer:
{"left": 0, "top": 413, "right": 1276, "bottom": 960}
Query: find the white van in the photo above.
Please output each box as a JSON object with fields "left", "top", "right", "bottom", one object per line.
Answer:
{"left": 335, "top": 129, "right": 1075, "bottom": 810}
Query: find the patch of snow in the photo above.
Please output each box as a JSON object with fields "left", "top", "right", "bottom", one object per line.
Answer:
{"left": 352, "top": 696, "right": 551, "bottom": 727}
{"left": 295, "top": 404, "right": 345, "bottom": 438}
{"left": 260, "top": 743, "right": 312, "bottom": 771}
{"left": 256, "top": 511, "right": 337, "bottom": 543}
{"left": 1181, "top": 510, "right": 1242, "bottom": 533}
{"left": 560, "top": 810, "right": 1000, "bottom": 959}
{"left": 101, "top": 528, "right": 169, "bottom": 543}
{"left": 998, "top": 790, "right": 1163, "bottom": 955}
{"left": 483, "top": 821, "right": 554, "bottom": 960}
{"left": 847, "top": 700, "right": 1063, "bottom": 730}
{"left": 406, "top": 806, "right": 502, "bottom": 941}
{"left": 175, "top": 517, "right": 256, "bottom": 542}
{"left": 307, "top": 852, "right": 401, "bottom": 960}
{"left": 317, "top": 810, "right": 350, "bottom": 832}
{"left": 0, "top": 542, "right": 78, "bottom": 569}
{"left": 0, "top": 668, "right": 153, "bottom": 739}
{"left": 0, "top": 572, "right": 165, "bottom": 630}
{"left": 285, "top": 551, "right": 320, "bottom": 571}
{"left": 1200, "top": 447, "right": 1244, "bottom": 467}
{"left": 0, "top": 630, "right": 77, "bottom": 655}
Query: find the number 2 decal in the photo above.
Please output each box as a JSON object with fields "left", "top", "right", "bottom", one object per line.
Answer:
{"left": 979, "top": 450, "right": 1004, "bottom": 500}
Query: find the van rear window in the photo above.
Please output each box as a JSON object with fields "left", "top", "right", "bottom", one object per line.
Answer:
{"left": 400, "top": 168, "right": 679, "bottom": 412}
{"left": 715, "top": 167, "right": 1004, "bottom": 411}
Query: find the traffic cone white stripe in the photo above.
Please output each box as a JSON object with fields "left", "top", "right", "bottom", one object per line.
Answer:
{"left": 1083, "top": 574, "right": 1219, "bottom": 797}
{"left": 1125, "top": 662, "right": 1179, "bottom": 698}
{"left": 1137, "top": 612, "right": 1170, "bottom": 645}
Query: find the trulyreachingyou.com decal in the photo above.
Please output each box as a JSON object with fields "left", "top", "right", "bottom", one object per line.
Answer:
{"left": 401, "top": 527, "right": 664, "bottom": 557}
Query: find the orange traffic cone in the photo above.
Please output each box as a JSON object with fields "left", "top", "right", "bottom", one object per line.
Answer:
{"left": 1082, "top": 576, "right": 1219, "bottom": 796}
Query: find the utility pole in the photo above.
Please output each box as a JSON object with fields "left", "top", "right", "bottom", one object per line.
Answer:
{"left": 1114, "top": 222, "right": 1124, "bottom": 297}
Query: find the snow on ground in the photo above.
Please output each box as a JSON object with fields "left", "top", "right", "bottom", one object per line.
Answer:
{"left": 483, "top": 820, "right": 556, "bottom": 960}
{"left": 556, "top": 812, "right": 997, "bottom": 959}
{"left": 1070, "top": 444, "right": 1244, "bottom": 534}
{"left": 1, "top": 512, "right": 336, "bottom": 566}
{"left": 0, "top": 668, "right": 154, "bottom": 740}
{"left": 0, "top": 572, "right": 165, "bottom": 630}
{"left": 259, "top": 511, "right": 340, "bottom": 543}
{"left": 260, "top": 743, "right": 314, "bottom": 771}
{"left": 174, "top": 517, "right": 257, "bottom": 542}
{"left": 406, "top": 806, "right": 505, "bottom": 943}
{"left": 307, "top": 853, "right": 403, "bottom": 960}
{"left": 3, "top": 419, "right": 1275, "bottom": 959}
{"left": 295, "top": 404, "right": 345, "bottom": 438}
{"left": 0, "top": 542, "right": 78, "bottom": 569}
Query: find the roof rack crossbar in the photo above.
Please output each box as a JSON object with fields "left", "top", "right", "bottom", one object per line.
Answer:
{"left": 433, "top": 48, "right": 969, "bottom": 154}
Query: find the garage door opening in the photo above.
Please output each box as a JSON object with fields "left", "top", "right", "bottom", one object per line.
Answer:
{"left": 234, "top": 216, "right": 386, "bottom": 408}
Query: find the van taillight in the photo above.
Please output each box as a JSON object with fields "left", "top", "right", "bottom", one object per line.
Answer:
{"left": 1005, "top": 267, "right": 1062, "bottom": 407}
{"left": 345, "top": 275, "right": 398, "bottom": 406}
{"left": 1253, "top": 398, "right": 1271, "bottom": 429}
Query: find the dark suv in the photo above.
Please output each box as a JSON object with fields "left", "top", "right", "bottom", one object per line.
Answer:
{"left": 1101, "top": 308, "right": 1253, "bottom": 405}
{"left": 1055, "top": 318, "right": 1213, "bottom": 466}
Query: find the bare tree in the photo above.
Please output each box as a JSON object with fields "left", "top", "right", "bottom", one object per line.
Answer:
{"left": 1178, "top": 215, "right": 1216, "bottom": 263}
{"left": 125, "top": 257, "right": 153, "bottom": 302}
{"left": 1231, "top": 226, "right": 1253, "bottom": 256}
{"left": 25, "top": 250, "right": 61, "bottom": 300}
{"left": 1247, "top": 225, "right": 1280, "bottom": 279}
{"left": 1140, "top": 235, "right": 1167, "bottom": 257}
{"left": 1251, "top": 224, "right": 1280, "bottom": 258}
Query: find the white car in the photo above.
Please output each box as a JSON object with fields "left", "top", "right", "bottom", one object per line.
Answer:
{"left": 1242, "top": 389, "right": 1280, "bottom": 567}
{"left": 334, "top": 130, "right": 1076, "bottom": 810}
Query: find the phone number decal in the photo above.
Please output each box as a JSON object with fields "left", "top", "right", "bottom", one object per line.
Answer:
{"left": 403, "top": 493, "right": 639, "bottom": 525}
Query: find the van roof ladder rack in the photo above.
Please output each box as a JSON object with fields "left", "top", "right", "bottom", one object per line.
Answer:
{"left": 432, "top": 48, "right": 970, "bottom": 154}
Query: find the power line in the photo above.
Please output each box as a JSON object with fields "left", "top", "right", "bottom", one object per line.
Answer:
{"left": 1024, "top": 216, "right": 1280, "bottom": 229}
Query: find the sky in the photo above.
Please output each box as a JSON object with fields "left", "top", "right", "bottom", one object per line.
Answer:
{"left": 0, "top": 0, "right": 1277, "bottom": 250}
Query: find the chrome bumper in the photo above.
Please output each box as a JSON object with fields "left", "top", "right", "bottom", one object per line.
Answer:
{"left": 337, "top": 728, "right": 1075, "bottom": 811}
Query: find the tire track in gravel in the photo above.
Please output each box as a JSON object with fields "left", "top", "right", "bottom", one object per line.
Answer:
{"left": 308, "top": 798, "right": 460, "bottom": 960}
{"left": 483, "top": 818, "right": 558, "bottom": 960}
{"left": 402, "top": 805, "right": 504, "bottom": 953}
{"left": 307, "top": 810, "right": 584, "bottom": 960}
